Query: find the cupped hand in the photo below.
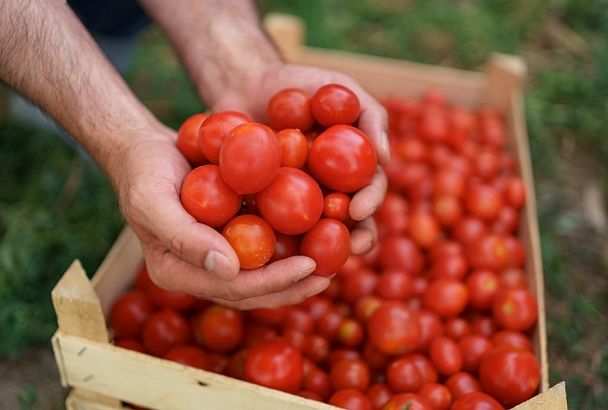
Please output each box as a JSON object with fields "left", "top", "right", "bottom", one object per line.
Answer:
{"left": 114, "top": 127, "right": 330, "bottom": 309}
{"left": 213, "top": 63, "right": 389, "bottom": 255}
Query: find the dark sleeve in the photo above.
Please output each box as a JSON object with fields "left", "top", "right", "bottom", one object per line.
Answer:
{"left": 68, "top": 0, "right": 150, "bottom": 37}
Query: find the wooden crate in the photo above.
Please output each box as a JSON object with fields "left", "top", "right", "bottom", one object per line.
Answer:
{"left": 51, "top": 13, "right": 567, "bottom": 410}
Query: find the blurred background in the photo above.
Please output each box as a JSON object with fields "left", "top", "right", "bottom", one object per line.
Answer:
{"left": 0, "top": 0, "right": 606, "bottom": 409}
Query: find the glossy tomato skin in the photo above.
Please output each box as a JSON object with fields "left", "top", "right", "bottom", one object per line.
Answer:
{"left": 479, "top": 348, "right": 540, "bottom": 407}
{"left": 142, "top": 309, "right": 191, "bottom": 356}
{"left": 422, "top": 278, "right": 469, "bottom": 318}
{"left": 466, "top": 184, "right": 503, "bottom": 221}
{"left": 198, "top": 111, "right": 251, "bottom": 164}
{"left": 366, "top": 383, "right": 392, "bottom": 409}
{"left": 451, "top": 392, "right": 505, "bottom": 410}
{"left": 147, "top": 281, "right": 198, "bottom": 312}
{"left": 378, "top": 236, "right": 424, "bottom": 274}
{"left": 491, "top": 330, "right": 533, "bottom": 351}
{"left": 383, "top": 393, "right": 432, "bottom": 410}
{"left": 269, "top": 233, "right": 300, "bottom": 263}
{"left": 375, "top": 192, "right": 409, "bottom": 237}
{"left": 308, "top": 125, "right": 377, "bottom": 193}
{"left": 330, "top": 359, "right": 370, "bottom": 391}
{"left": 301, "top": 218, "right": 351, "bottom": 276}
{"left": 368, "top": 301, "right": 420, "bottom": 356}
{"left": 429, "top": 336, "right": 462, "bottom": 376}
{"left": 244, "top": 339, "right": 303, "bottom": 393}
{"left": 180, "top": 165, "right": 241, "bottom": 228}
{"left": 492, "top": 288, "right": 538, "bottom": 331}
{"left": 429, "top": 254, "right": 468, "bottom": 281}
{"left": 257, "top": 167, "right": 323, "bottom": 235}
{"left": 329, "top": 388, "right": 373, "bottom": 410}
{"left": 304, "top": 366, "right": 331, "bottom": 400}
{"left": 177, "top": 113, "right": 208, "bottom": 165}
{"left": 276, "top": 128, "right": 308, "bottom": 168}
{"left": 194, "top": 305, "right": 243, "bottom": 353}
{"left": 311, "top": 84, "right": 361, "bottom": 126}
{"left": 323, "top": 192, "right": 352, "bottom": 224}
{"left": 110, "top": 290, "right": 154, "bottom": 338}
{"left": 408, "top": 211, "right": 440, "bottom": 249}
{"left": 219, "top": 123, "right": 281, "bottom": 194}
{"left": 115, "top": 338, "right": 145, "bottom": 353}
{"left": 222, "top": 214, "right": 276, "bottom": 270}
{"left": 376, "top": 269, "right": 414, "bottom": 300}
{"left": 445, "top": 371, "right": 482, "bottom": 400}
{"left": 337, "top": 318, "right": 365, "bottom": 348}
{"left": 418, "top": 383, "right": 453, "bottom": 410}
{"left": 466, "top": 269, "right": 499, "bottom": 310}
{"left": 444, "top": 318, "right": 471, "bottom": 341}
{"left": 387, "top": 357, "right": 422, "bottom": 392}
{"left": 467, "top": 234, "right": 509, "bottom": 271}
{"left": 415, "top": 310, "right": 444, "bottom": 352}
{"left": 164, "top": 345, "right": 211, "bottom": 370}
{"left": 459, "top": 334, "right": 492, "bottom": 373}
{"left": 267, "top": 88, "right": 314, "bottom": 132}
{"left": 341, "top": 268, "right": 378, "bottom": 303}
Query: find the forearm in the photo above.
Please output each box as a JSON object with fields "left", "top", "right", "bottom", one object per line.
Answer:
{"left": 140, "top": 0, "right": 282, "bottom": 108}
{"left": 0, "top": 0, "right": 167, "bottom": 186}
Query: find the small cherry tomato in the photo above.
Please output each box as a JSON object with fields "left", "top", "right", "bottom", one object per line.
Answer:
{"left": 267, "top": 88, "right": 314, "bottom": 132}
{"left": 459, "top": 334, "right": 492, "bottom": 373}
{"left": 387, "top": 357, "right": 422, "bottom": 392}
{"left": 276, "top": 128, "right": 308, "bottom": 168}
{"left": 268, "top": 233, "right": 300, "bottom": 263}
{"left": 422, "top": 278, "right": 469, "bottom": 318}
{"left": 115, "top": 338, "right": 145, "bottom": 353}
{"left": 466, "top": 269, "right": 499, "bottom": 310}
{"left": 164, "top": 345, "right": 211, "bottom": 370}
{"left": 311, "top": 83, "right": 361, "bottom": 126}
{"left": 366, "top": 383, "right": 392, "bottom": 409}
{"left": 492, "top": 288, "right": 538, "bottom": 331}
{"left": 177, "top": 113, "right": 208, "bottom": 165}
{"left": 337, "top": 318, "right": 365, "bottom": 347}
{"left": 301, "top": 218, "right": 351, "bottom": 276}
{"left": 384, "top": 393, "right": 432, "bottom": 410}
{"left": 466, "top": 184, "right": 503, "bottom": 221}
{"left": 444, "top": 318, "right": 471, "bottom": 341}
{"left": 415, "top": 310, "right": 444, "bottom": 352}
{"left": 330, "top": 358, "right": 370, "bottom": 392}
{"left": 430, "top": 336, "right": 462, "bottom": 376}
{"left": 244, "top": 339, "right": 303, "bottom": 393}
{"left": 368, "top": 301, "right": 420, "bottom": 356}
{"left": 491, "top": 330, "right": 533, "bottom": 351}
{"left": 110, "top": 290, "right": 154, "bottom": 338}
{"left": 147, "top": 281, "right": 198, "bottom": 312}
{"left": 222, "top": 214, "right": 276, "bottom": 270}
{"left": 142, "top": 309, "right": 191, "bottom": 356}
{"left": 418, "top": 383, "right": 453, "bottom": 410}
{"left": 451, "top": 392, "right": 505, "bottom": 410}
{"left": 378, "top": 236, "right": 424, "bottom": 274}
{"left": 329, "top": 389, "right": 373, "bottom": 410}
{"left": 198, "top": 111, "right": 251, "bottom": 164}
{"left": 376, "top": 268, "right": 414, "bottom": 300}
{"left": 408, "top": 211, "right": 440, "bottom": 249}
{"left": 445, "top": 371, "right": 482, "bottom": 400}
{"left": 323, "top": 192, "right": 353, "bottom": 224}
{"left": 193, "top": 304, "right": 243, "bottom": 353}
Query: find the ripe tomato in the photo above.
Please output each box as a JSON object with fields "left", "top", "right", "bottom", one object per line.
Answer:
{"left": 368, "top": 301, "right": 420, "bottom": 355}
{"left": 362, "top": 343, "right": 390, "bottom": 370}
{"left": 308, "top": 125, "right": 377, "bottom": 193}
{"left": 377, "top": 236, "right": 424, "bottom": 274}
{"left": 110, "top": 290, "right": 154, "bottom": 338}
{"left": 337, "top": 318, "right": 364, "bottom": 347}
{"left": 328, "top": 348, "right": 362, "bottom": 368}
{"left": 492, "top": 206, "right": 519, "bottom": 234}
{"left": 329, "top": 389, "right": 373, "bottom": 410}
{"left": 164, "top": 345, "right": 211, "bottom": 370}
{"left": 177, "top": 113, "right": 208, "bottom": 165}
{"left": 248, "top": 306, "right": 288, "bottom": 326}
{"left": 317, "top": 309, "right": 346, "bottom": 341}
{"left": 396, "top": 138, "right": 428, "bottom": 162}
{"left": 147, "top": 281, "right": 198, "bottom": 312}
{"left": 366, "top": 383, "right": 392, "bottom": 409}
{"left": 244, "top": 339, "right": 303, "bottom": 393}
{"left": 467, "top": 234, "right": 509, "bottom": 271}
{"left": 445, "top": 371, "right": 482, "bottom": 400}
{"left": 180, "top": 165, "right": 241, "bottom": 228}
{"left": 433, "top": 169, "right": 466, "bottom": 197}
{"left": 354, "top": 295, "right": 382, "bottom": 323}
{"left": 198, "top": 111, "right": 251, "bottom": 164}
{"left": 418, "top": 107, "right": 448, "bottom": 144}
{"left": 384, "top": 393, "right": 432, "bottom": 410}
{"left": 142, "top": 309, "right": 191, "bottom": 356}
{"left": 492, "top": 288, "right": 538, "bottom": 331}
{"left": 134, "top": 265, "right": 153, "bottom": 291}
{"left": 465, "top": 269, "right": 499, "bottom": 310}
{"left": 459, "top": 334, "right": 492, "bottom": 373}
{"left": 415, "top": 310, "right": 444, "bottom": 352}
{"left": 304, "top": 366, "right": 331, "bottom": 400}
{"left": 311, "top": 84, "right": 361, "bottom": 126}
{"left": 419, "top": 383, "right": 453, "bottom": 410}
{"left": 194, "top": 305, "right": 243, "bottom": 353}
{"left": 505, "top": 177, "right": 526, "bottom": 209}
{"left": 222, "top": 214, "right": 276, "bottom": 269}
{"left": 465, "top": 184, "right": 503, "bottom": 221}
{"left": 303, "top": 333, "right": 330, "bottom": 363}
{"left": 432, "top": 195, "right": 462, "bottom": 227}
{"left": 283, "top": 308, "right": 314, "bottom": 334}
{"left": 503, "top": 236, "right": 525, "bottom": 268}
{"left": 451, "top": 392, "right": 505, "bottom": 410}
{"left": 330, "top": 359, "right": 370, "bottom": 391}
{"left": 375, "top": 192, "right": 409, "bottom": 236}
{"left": 276, "top": 128, "right": 308, "bottom": 168}
{"left": 422, "top": 278, "right": 469, "bottom": 318}
{"left": 387, "top": 357, "right": 422, "bottom": 392}
{"left": 243, "top": 324, "right": 277, "bottom": 347}
{"left": 302, "top": 296, "right": 333, "bottom": 321}
{"left": 499, "top": 268, "right": 528, "bottom": 289}
{"left": 429, "top": 336, "right": 462, "bottom": 376}
{"left": 257, "top": 167, "right": 323, "bottom": 235}
{"left": 219, "top": 123, "right": 281, "bottom": 194}
{"left": 267, "top": 88, "right": 314, "bottom": 132}
{"left": 408, "top": 211, "right": 440, "bottom": 248}
{"left": 479, "top": 348, "right": 540, "bottom": 407}
{"left": 444, "top": 318, "right": 471, "bottom": 341}
{"left": 452, "top": 216, "right": 487, "bottom": 244}
{"left": 376, "top": 268, "right": 414, "bottom": 300}
{"left": 474, "top": 149, "right": 500, "bottom": 180}
{"left": 429, "top": 240, "right": 463, "bottom": 261}
{"left": 429, "top": 254, "right": 468, "bottom": 280}
{"left": 323, "top": 192, "right": 352, "bottom": 224}
{"left": 301, "top": 218, "right": 351, "bottom": 276}
{"left": 470, "top": 315, "right": 497, "bottom": 338}
{"left": 491, "top": 330, "right": 533, "bottom": 351}
{"left": 283, "top": 329, "right": 306, "bottom": 350}
{"left": 115, "top": 338, "right": 145, "bottom": 353}
{"left": 268, "top": 233, "right": 300, "bottom": 263}
{"left": 405, "top": 354, "right": 438, "bottom": 384}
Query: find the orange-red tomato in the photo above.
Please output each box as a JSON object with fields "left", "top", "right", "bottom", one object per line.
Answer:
{"left": 222, "top": 214, "right": 276, "bottom": 270}
{"left": 176, "top": 113, "right": 208, "bottom": 165}
{"left": 311, "top": 84, "right": 361, "bottom": 126}
{"left": 330, "top": 359, "right": 370, "bottom": 391}
{"left": 419, "top": 383, "right": 453, "bottom": 410}
{"left": 368, "top": 301, "right": 420, "bottom": 356}
{"left": 323, "top": 192, "right": 352, "bottom": 224}
{"left": 276, "top": 128, "right": 308, "bottom": 168}
{"left": 198, "top": 111, "right": 251, "bottom": 164}
{"left": 193, "top": 305, "right": 243, "bottom": 353}
{"left": 492, "top": 288, "right": 538, "bottom": 331}
{"left": 267, "top": 88, "right": 314, "bottom": 132}
{"left": 300, "top": 218, "right": 351, "bottom": 276}
{"left": 423, "top": 278, "right": 469, "bottom": 318}
{"left": 244, "top": 339, "right": 303, "bottom": 393}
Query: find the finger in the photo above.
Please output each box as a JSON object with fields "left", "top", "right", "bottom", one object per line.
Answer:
{"left": 357, "top": 93, "right": 390, "bottom": 165}
{"left": 210, "top": 274, "right": 331, "bottom": 310}
{"left": 349, "top": 166, "right": 388, "bottom": 221}
{"left": 350, "top": 217, "right": 378, "bottom": 255}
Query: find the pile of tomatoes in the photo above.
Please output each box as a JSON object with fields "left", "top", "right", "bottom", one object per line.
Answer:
{"left": 110, "top": 89, "right": 541, "bottom": 410}
{"left": 177, "top": 84, "right": 377, "bottom": 273}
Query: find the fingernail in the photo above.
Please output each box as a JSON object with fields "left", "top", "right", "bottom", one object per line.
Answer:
{"left": 204, "top": 250, "right": 235, "bottom": 279}
{"left": 381, "top": 131, "right": 390, "bottom": 162}
{"left": 294, "top": 261, "right": 317, "bottom": 282}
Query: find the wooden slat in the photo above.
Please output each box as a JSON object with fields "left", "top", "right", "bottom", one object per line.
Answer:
{"left": 67, "top": 388, "right": 124, "bottom": 410}
{"left": 55, "top": 332, "right": 336, "bottom": 410}
{"left": 513, "top": 382, "right": 568, "bottom": 410}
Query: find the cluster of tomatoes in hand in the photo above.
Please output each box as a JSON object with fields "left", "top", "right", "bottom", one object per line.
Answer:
{"left": 177, "top": 84, "right": 377, "bottom": 273}
{"left": 112, "top": 89, "right": 541, "bottom": 410}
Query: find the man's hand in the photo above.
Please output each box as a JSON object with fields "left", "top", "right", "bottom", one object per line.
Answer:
{"left": 213, "top": 63, "right": 390, "bottom": 255}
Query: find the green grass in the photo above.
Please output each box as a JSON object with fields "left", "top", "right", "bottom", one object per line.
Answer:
{"left": 0, "top": 0, "right": 606, "bottom": 408}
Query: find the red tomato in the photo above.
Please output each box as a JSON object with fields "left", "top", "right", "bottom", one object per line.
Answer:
{"left": 303, "top": 333, "right": 330, "bottom": 364}
{"left": 177, "top": 113, "right": 208, "bottom": 165}
{"left": 194, "top": 305, "right": 243, "bottom": 353}
{"left": 257, "top": 167, "right": 323, "bottom": 235}
{"left": 422, "top": 278, "right": 469, "bottom": 318}
{"left": 219, "top": 123, "right": 281, "bottom": 194}
{"left": 499, "top": 268, "right": 529, "bottom": 289}
{"left": 283, "top": 308, "right": 314, "bottom": 334}
{"left": 297, "top": 390, "right": 322, "bottom": 402}
{"left": 459, "top": 334, "right": 492, "bottom": 373}
{"left": 222, "top": 214, "right": 276, "bottom": 270}
{"left": 311, "top": 84, "right": 361, "bottom": 126}
{"left": 376, "top": 269, "right": 414, "bottom": 300}
{"left": 444, "top": 318, "right": 471, "bottom": 341}
{"left": 418, "top": 383, "right": 453, "bottom": 410}
{"left": 110, "top": 290, "right": 154, "bottom": 338}
{"left": 384, "top": 393, "right": 432, "bottom": 410}
{"left": 366, "top": 383, "right": 392, "bottom": 409}
{"left": 429, "top": 336, "right": 462, "bottom": 376}
{"left": 491, "top": 330, "right": 532, "bottom": 351}
{"left": 328, "top": 348, "right": 362, "bottom": 368}
{"left": 180, "top": 165, "right": 241, "bottom": 228}
{"left": 378, "top": 236, "right": 424, "bottom": 274}
{"left": 164, "top": 345, "right": 211, "bottom": 370}
{"left": 323, "top": 192, "right": 353, "bottom": 224}
{"left": 452, "top": 217, "right": 487, "bottom": 244}
{"left": 451, "top": 392, "right": 505, "bottom": 410}
{"left": 330, "top": 359, "right": 370, "bottom": 391}
{"left": 433, "top": 169, "right": 466, "bottom": 197}
{"left": 415, "top": 310, "right": 444, "bottom": 352}
{"left": 492, "top": 288, "right": 538, "bottom": 331}
{"left": 432, "top": 195, "right": 462, "bottom": 227}
{"left": 302, "top": 296, "right": 333, "bottom": 321}
{"left": 242, "top": 324, "right": 277, "bottom": 347}
{"left": 503, "top": 236, "right": 525, "bottom": 268}
{"left": 142, "top": 309, "right": 191, "bottom": 356}
{"left": 269, "top": 233, "right": 300, "bottom": 263}
{"left": 244, "top": 339, "right": 303, "bottom": 393}
{"left": 407, "top": 354, "right": 439, "bottom": 385}
{"left": 474, "top": 149, "right": 500, "bottom": 180}
{"left": 375, "top": 192, "right": 409, "bottom": 236}
{"left": 396, "top": 138, "right": 428, "bottom": 162}
{"left": 283, "top": 329, "right": 306, "bottom": 350}
{"left": 248, "top": 306, "right": 288, "bottom": 326}
{"left": 147, "top": 281, "right": 198, "bottom": 312}
{"left": 479, "top": 348, "right": 540, "bottom": 406}
{"left": 276, "top": 128, "right": 308, "bottom": 168}
{"left": 301, "top": 218, "right": 351, "bottom": 276}
{"left": 308, "top": 125, "right": 377, "bottom": 193}
{"left": 466, "top": 269, "right": 499, "bottom": 310}
{"left": 470, "top": 315, "right": 497, "bottom": 338}
{"left": 225, "top": 348, "right": 249, "bottom": 379}
{"left": 354, "top": 295, "right": 382, "bottom": 323}
{"left": 445, "top": 371, "right": 482, "bottom": 400}
{"left": 362, "top": 343, "right": 390, "bottom": 370}
{"left": 267, "top": 88, "right": 314, "bottom": 131}
{"left": 198, "top": 111, "right": 251, "bottom": 164}
{"left": 408, "top": 211, "right": 440, "bottom": 248}
{"left": 466, "top": 184, "right": 503, "bottom": 221}
{"left": 304, "top": 366, "right": 331, "bottom": 400}
{"left": 329, "top": 389, "right": 373, "bottom": 410}
{"left": 317, "top": 309, "right": 346, "bottom": 341}
{"left": 418, "top": 107, "right": 448, "bottom": 143}
{"left": 492, "top": 206, "right": 519, "bottom": 234}
{"left": 338, "top": 318, "right": 365, "bottom": 347}
{"left": 429, "top": 240, "right": 463, "bottom": 261}
{"left": 506, "top": 177, "right": 526, "bottom": 209}
{"left": 341, "top": 269, "right": 378, "bottom": 303}
{"left": 387, "top": 357, "right": 422, "bottom": 392}
{"left": 115, "top": 338, "right": 145, "bottom": 353}
{"left": 429, "top": 254, "right": 468, "bottom": 280}
{"left": 467, "top": 234, "right": 509, "bottom": 271}
{"left": 368, "top": 301, "right": 420, "bottom": 355}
